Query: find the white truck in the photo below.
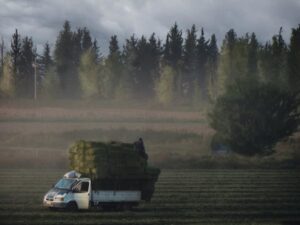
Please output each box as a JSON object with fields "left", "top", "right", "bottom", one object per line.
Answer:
{"left": 43, "top": 171, "right": 141, "bottom": 211}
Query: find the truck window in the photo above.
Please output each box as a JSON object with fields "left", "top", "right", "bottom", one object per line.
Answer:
{"left": 73, "top": 181, "right": 89, "bottom": 193}
{"left": 55, "top": 178, "right": 76, "bottom": 190}
{"left": 81, "top": 182, "right": 89, "bottom": 192}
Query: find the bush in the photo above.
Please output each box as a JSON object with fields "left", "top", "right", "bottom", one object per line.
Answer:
{"left": 209, "top": 79, "right": 300, "bottom": 156}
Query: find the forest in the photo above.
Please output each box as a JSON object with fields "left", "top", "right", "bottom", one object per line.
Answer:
{"left": 1, "top": 21, "right": 299, "bottom": 107}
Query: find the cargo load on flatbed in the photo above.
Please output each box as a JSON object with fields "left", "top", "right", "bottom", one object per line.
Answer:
{"left": 68, "top": 140, "right": 160, "bottom": 201}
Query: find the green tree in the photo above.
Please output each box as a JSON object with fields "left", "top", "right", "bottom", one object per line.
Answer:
{"left": 183, "top": 24, "right": 197, "bottom": 98}
{"left": 82, "top": 27, "right": 92, "bottom": 52}
{"left": 72, "top": 28, "right": 83, "bottom": 67}
{"left": 54, "top": 21, "right": 80, "bottom": 98}
{"left": 134, "top": 34, "right": 161, "bottom": 99}
{"left": 247, "top": 33, "right": 259, "bottom": 76}
{"left": 259, "top": 28, "right": 287, "bottom": 87}
{"left": 18, "top": 36, "right": 35, "bottom": 98}
{"left": 10, "top": 29, "right": 21, "bottom": 75}
{"left": 156, "top": 65, "right": 175, "bottom": 105}
{"left": 196, "top": 28, "right": 209, "bottom": 100}
{"left": 42, "top": 42, "right": 53, "bottom": 71}
{"left": 0, "top": 54, "right": 15, "bottom": 98}
{"left": 117, "top": 35, "right": 137, "bottom": 100}
{"left": 163, "top": 35, "right": 171, "bottom": 63}
{"left": 92, "top": 38, "right": 100, "bottom": 62}
{"left": 206, "top": 34, "right": 219, "bottom": 102}
{"left": 0, "top": 38, "right": 4, "bottom": 76}
{"left": 288, "top": 25, "right": 300, "bottom": 92}
{"left": 209, "top": 78, "right": 300, "bottom": 156}
{"left": 164, "top": 23, "right": 183, "bottom": 67}
{"left": 148, "top": 33, "right": 161, "bottom": 82}
{"left": 216, "top": 29, "right": 237, "bottom": 96}
{"left": 164, "top": 23, "right": 184, "bottom": 99}
{"left": 102, "top": 35, "right": 123, "bottom": 98}
{"left": 217, "top": 31, "right": 256, "bottom": 96}
{"left": 40, "top": 66, "right": 60, "bottom": 99}
{"left": 79, "top": 49, "right": 100, "bottom": 99}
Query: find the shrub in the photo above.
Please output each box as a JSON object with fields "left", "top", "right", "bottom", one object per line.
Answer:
{"left": 209, "top": 79, "right": 300, "bottom": 156}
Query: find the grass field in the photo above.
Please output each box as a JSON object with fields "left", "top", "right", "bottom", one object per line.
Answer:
{"left": 1, "top": 102, "right": 300, "bottom": 224}
{"left": 0, "top": 169, "right": 299, "bottom": 225}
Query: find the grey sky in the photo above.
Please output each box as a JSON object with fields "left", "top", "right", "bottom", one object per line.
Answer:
{"left": 0, "top": 0, "right": 299, "bottom": 55}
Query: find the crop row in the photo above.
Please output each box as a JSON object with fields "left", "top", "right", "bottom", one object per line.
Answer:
{"left": 0, "top": 169, "right": 299, "bottom": 225}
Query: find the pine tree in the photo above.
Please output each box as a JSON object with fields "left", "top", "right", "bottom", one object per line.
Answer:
{"left": 0, "top": 38, "right": 4, "bottom": 75}
{"left": 248, "top": 33, "right": 258, "bottom": 76}
{"left": 272, "top": 28, "right": 287, "bottom": 86}
{"left": 82, "top": 27, "right": 92, "bottom": 52}
{"left": 166, "top": 23, "right": 183, "bottom": 67}
{"left": 148, "top": 33, "right": 161, "bottom": 84}
{"left": 10, "top": 29, "right": 21, "bottom": 75}
{"left": 217, "top": 30, "right": 259, "bottom": 97}
{"left": 103, "top": 35, "right": 123, "bottom": 98}
{"left": 134, "top": 34, "right": 161, "bottom": 99}
{"left": 259, "top": 42, "right": 272, "bottom": 82}
{"left": 183, "top": 25, "right": 197, "bottom": 98}
{"left": 72, "top": 28, "right": 83, "bottom": 67}
{"left": 39, "top": 42, "right": 54, "bottom": 92}
{"left": 163, "top": 23, "right": 183, "bottom": 99}
{"left": 217, "top": 29, "right": 237, "bottom": 95}
{"left": 206, "top": 34, "right": 218, "bottom": 101}
{"left": 92, "top": 38, "right": 100, "bottom": 62}
{"left": 135, "top": 36, "right": 150, "bottom": 97}
{"left": 288, "top": 25, "right": 300, "bottom": 92}
{"left": 54, "top": 21, "right": 80, "bottom": 98}
{"left": 42, "top": 42, "right": 53, "bottom": 71}
{"left": 41, "top": 66, "right": 60, "bottom": 99}
{"left": 19, "top": 36, "right": 35, "bottom": 98}
{"left": 259, "top": 28, "right": 287, "bottom": 87}
{"left": 163, "top": 35, "right": 171, "bottom": 63}
{"left": 196, "top": 28, "right": 209, "bottom": 100}
{"left": 116, "top": 35, "right": 137, "bottom": 100}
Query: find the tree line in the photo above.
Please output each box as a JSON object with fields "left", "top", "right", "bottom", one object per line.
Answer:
{"left": 0, "top": 21, "right": 299, "bottom": 106}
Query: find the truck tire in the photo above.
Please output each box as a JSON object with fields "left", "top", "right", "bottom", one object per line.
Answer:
{"left": 66, "top": 202, "right": 78, "bottom": 212}
{"left": 122, "top": 203, "right": 133, "bottom": 211}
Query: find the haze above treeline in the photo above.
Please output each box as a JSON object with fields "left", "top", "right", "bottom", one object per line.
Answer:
{"left": 0, "top": 21, "right": 299, "bottom": 107}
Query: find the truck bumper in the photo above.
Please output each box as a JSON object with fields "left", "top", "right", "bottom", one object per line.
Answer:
{"left": 43, "top": 200, "right": 67, "bottom": 208}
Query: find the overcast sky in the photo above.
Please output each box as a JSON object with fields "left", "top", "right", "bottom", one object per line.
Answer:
{"left": 0, "top": 0, "right": 300, "bottom": 55}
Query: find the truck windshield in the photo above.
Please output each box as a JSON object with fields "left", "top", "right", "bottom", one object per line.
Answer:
{"left": 54, "top": 178, "right": 76, "bottom": 190}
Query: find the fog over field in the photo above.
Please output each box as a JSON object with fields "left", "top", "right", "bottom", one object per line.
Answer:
{"left": 0, "top": 1, "right": 300, "bottom": 225}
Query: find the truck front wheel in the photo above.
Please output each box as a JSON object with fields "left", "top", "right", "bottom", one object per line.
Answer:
{"left": 66, "top": 202, "right": 78, "bottom": 212}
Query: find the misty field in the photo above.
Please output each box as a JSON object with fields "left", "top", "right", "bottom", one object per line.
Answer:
{"left": 0, "top": 103, "right": 214, "bottom": 169}
{"left": 0, "top": 102, "right": 299, "bottom": 169}
{"left": 0, "top": 169, "right": 299, "bottom": 225}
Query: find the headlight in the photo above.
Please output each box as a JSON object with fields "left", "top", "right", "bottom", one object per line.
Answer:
{"left": 55, "top": 196, "right": 64, "bottom": 201}
{"left": 54, "top": 193, "right": 66, "bottom": 201}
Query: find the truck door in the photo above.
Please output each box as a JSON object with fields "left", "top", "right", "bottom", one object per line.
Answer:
{"left": 72, "top": 181, "right": 90, "bottom": 209}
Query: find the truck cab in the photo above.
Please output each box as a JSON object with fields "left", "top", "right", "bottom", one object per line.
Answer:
{"left": 43, "top": 171, "right": 141, "bottom": 211}
{"left": 43, "top": 175, "right": 91, "bottom": 210}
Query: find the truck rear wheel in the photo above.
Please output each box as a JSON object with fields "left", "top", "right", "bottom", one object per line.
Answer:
{"left": 121, "top": 203, "right": 133, "bottom": 211}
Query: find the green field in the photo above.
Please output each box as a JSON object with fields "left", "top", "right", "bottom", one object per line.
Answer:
{"left": 0, "top": 169, "right": 299, "bottom": 225}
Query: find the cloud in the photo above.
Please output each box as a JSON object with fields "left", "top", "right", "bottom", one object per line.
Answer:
{"left": 0, "top": 0, "right": 299, "bottom": 55}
